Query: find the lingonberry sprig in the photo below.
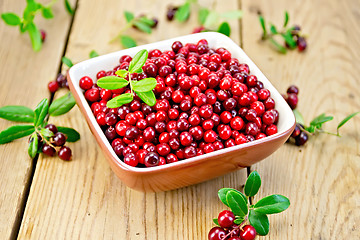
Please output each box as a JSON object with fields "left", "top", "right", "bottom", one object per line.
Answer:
{"left": 258, "top": 11, "right": 307, "bottom": 54}
{"left": 48, "top": 50, "right": 100, "bottom": 94}
{"left": 194, "top": 3, "right": 242, "bottom": 37}
{"left": 0, "top": 94, "right": 80, "bottom": 160}
{"left": 1, "top": 0, "right": 74, "bottom": 52}
{"left": 283, "top": 85, "right": 359, "bottom": 146}
{"left": 209, "top": 171, "right": 290, "bottom": 240}
{"left": 110, "top": 11, "right": 158, "bottom": 48}
{"left": 166, "top": 0, "right": 242, "bottom": 37}
{"left": 96, "top": 49, "right": 157, "bottom": 108}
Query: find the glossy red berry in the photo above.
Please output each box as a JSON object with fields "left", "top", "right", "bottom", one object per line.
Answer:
{"left": 218, "top": 210, "right": 235, "bottom": 228}
{"left": 48, "top": 81, "right": 59, "bottom": 93}
{"left": 239, "top": 225, "right": 256, "bottom": 240}
{"left": 208, "top": 227, "right": 226, "bottom": 240}
{"left": 79, "top": 76, "right": 93, "bottom": 90}
{"left": 58, "top": 146, "right": 72, "bottom": 160}
{"left": 144, "top": 152, "right": 160, "bottom": 167}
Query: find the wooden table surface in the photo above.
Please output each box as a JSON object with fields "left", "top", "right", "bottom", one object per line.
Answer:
{"left": 1, "top": 0, "right": 359, "bottom": 239}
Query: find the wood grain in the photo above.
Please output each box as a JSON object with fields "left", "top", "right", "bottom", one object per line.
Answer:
{"left": 18, "top": 0, "right": 246, "bottom": 239}
{"left": 242, "top": 0, "right": 360, "bottom": 239}
{"left": 0, "top": 0, "right": 74, "bottom": 239}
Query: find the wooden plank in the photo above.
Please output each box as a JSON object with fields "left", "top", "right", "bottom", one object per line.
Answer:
{"left": 18, "top": 0, "right": 246, "bottom": 239}
{"left": 242, "top": 0, "right": 360, "bottom": 239}
{"left": 0, "top": 0, "right": 75, "bottom": 239}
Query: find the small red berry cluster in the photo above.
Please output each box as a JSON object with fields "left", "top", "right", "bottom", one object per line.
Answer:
{"left": 209, "top": 211, "right": 256, "bottom": 240}
{"left": 79, "top": 39, "right": 279, "bottom": 167}
{"left": 40, "top": 124, "right": 72, "bottom": 160}
{"left": 283, "top": 85, "right": 308, "bottom": 146}
{"left": 48, "top": 73, "right": 69, "bottom": 94}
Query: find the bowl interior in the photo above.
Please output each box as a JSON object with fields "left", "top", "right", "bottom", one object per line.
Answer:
{"left": 68, "top": 32, "right": 295, "bottom": 173}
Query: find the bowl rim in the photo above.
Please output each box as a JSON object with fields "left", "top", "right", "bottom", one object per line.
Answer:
{"left": 68, "top": 32, "right": 296, "bottom": 174}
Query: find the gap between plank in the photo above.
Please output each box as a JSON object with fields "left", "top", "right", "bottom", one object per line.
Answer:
{"left": 9, "top": 1, "right": 80, "bottom": 239}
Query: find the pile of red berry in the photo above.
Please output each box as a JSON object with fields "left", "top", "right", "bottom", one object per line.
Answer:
{"left": 209, "top": 210, "right": 256, "bottom": 240}
{"left": 79, "top": 39, "right": 279, "bottom": 167}
{"left": 283, "top": 85, "right": 308, "bottom": 146}
{"left": 40, "top": 124, "right": 72, "bottom": 160}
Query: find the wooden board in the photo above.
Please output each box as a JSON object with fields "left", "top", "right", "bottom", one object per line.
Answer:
{"left": 242, "top": 0, "right": 360, "bottom": 238}
{"left": 18, "top": 0, "right": 247, "bottom": 239}
{"left": 0, "top": 1, "right": 74, "bottom": 239}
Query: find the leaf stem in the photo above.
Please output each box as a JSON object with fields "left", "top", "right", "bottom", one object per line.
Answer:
{"left": 109, "top": 21, "right": 134, "bottom": 43}
{"left": 221, "top": 216, "right": 248, "bottom": 240}
{"left": 128, "top": 73, "right": 134, "bottom": 96}
{"left": 35, "top": 127, "right": 57, "bottom": 149}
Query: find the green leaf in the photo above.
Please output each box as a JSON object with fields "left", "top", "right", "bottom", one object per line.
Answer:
{"left": 0, "top": 106, "right": 35, "bottom": 123}
{"left": 41, "top": 7, "right": 54, "bottom": 19}
{"left": 213, "top": 218, "right": 219, "bottom": 226}
{"left": 107, "top": 93, "right": 133, "bottom": 108}
{"left": 89, "top": 50, "right": 99, "bottom": 58}
{"left": 244, "top": 171, "right": 261, "bottom": 197}
{"left": 1, "top": 13, "right": 21, "bottom": 26}
{"left": 97, "top": 76, "right": 129, "bottom": 90}
{"left": 254, "top": 194, "right": 290, "bottom": 214}
{"left": 0, "top": 125, "right": 35, "bottom": 144}
{"left": 34, "top": 99, "right": 48, "bottom": 127}
{"left": 62, "top": 56, "right": 73, "bottom": 68}
{"left": 64, "top": 0, "right": 74, "bottom": 15}
{"left": 284, "top": 11, "right": 289, "bottom": 27}
{"left": 306, "top": 124, "right": 316, "bottom": 133}
{"left": 124, "top": 11, "right": 134, "bottom": 23}
{"left": 293, "top": 109, "right": 305, "bottom": 125}
{"left": 270, "top": 24, "right": 277, "bottom": 34}
{"left": 281, "top": 31, "right": 297, "bottom": 49}
{"left": 115, "top": 69, "right": 128, "bottom": 78}
{"left": 220, "top": 10, "right": 243, "bottom": 19}
{"left": 136, "top": 91, "right": 156, "bottom": 106}
{"left": 248, "top": 209, "right": 269, "bottom": 236}
{"left": 234, "top": 217, "right": 244, "bottom": 225}
{"left": 226, "top": 190, "right": 248, "bottom": 218}
{"left": 309, "top": 113, "right": 333, "bottom": 129}
{"left": 128, "top": 49, "right": 148, "bottom": 73}
{"left": 139, "top": 17, "right": 155, "bottom": 26}
{"left": 133, "top": 21, "right": 152, "bottom": 34}
{"left": 48, "top": 93, "right": 76, "bottom": 116}
{"left": 120, "top": 35, "right": 137, "bottom": 48}
{"left": 218, "top": 188, "right": 247, "bottom": 207}
{"left": 131, "top": 78, "right": 157, "bottom": 92}
{"left": 269, "top": 38, "right": 287, "bottom": 54}
{"left": 23, "top": 1, "right": 40, "bottom": 21}
{"left": 203, "top": 11, "right": 218, "bottom": 29}
{"left": 259, "top": 15, "right": 267, "bottom": 37}
{"left": 40, "top": 128, "right": 54, "bottom": 138}
{"left": 56, "top": 126, "right": 80, "bottom": 142}
{"left": 198, "top": 8, "right": 209, "bottom": 25}
{"left": 28, "top": 132, "right": 38, "bottom": 158}
{"left": 27, "top": 22, "right": 42, "bottom": 52}
{"left": 217, "top": 22, "right": 231, "bottom": 37}
{"left": 337, "top": 112, "right": 359, "bottom": 130}
{"left": 175, "top": 2, "right": 191, "bottom": 22}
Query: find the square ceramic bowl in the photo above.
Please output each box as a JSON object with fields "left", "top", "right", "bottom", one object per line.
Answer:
{"left": 67, "top": 32, "right": 295, "bottom": 192}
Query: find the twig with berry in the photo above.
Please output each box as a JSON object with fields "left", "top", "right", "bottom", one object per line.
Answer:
{"left": 0, "top": 94, "right": 79, "bottom": 160}
{"left": 209, "top": 171, "right": 290, "bottom": 240}
{"left": 283, "top": 85, "right": 359, "bottom": 146}
{"left": 166, "top": 0, "right": 242, "bottom": 37}
{"left": 258, "top": 11, "right": 307, "bottom": 53}
{"left": 110, "top": 11, "right": 158, "bottom": 48}
{"left": 1, "top": 0, "right": 74, "bottom": 51}
{"left": 48, "top": 50, "right": 100, "bottom": 94}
